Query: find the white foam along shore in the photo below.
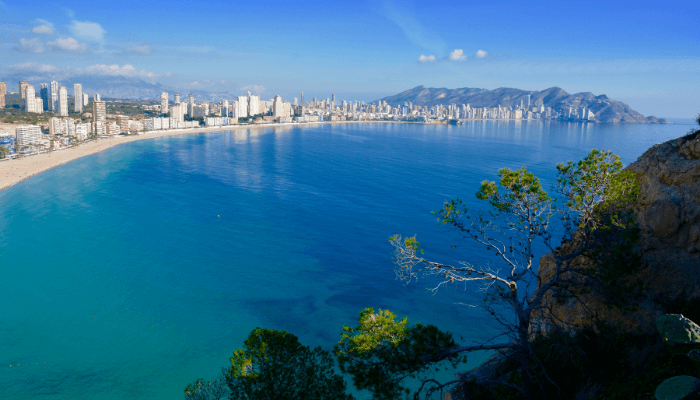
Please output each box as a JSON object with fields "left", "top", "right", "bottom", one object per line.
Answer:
{"left": 0, "top": 120, "right": 392, "bottom": 192}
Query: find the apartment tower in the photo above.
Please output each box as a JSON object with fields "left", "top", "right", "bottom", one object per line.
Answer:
{"left": 40, "top": 83, "right": 49, "bottom": 111}
{"left": 74, "top": 84, "right": 83, "bottom": 113}
{"left": 160, "top": 92, "right": 168, "bottom": 115}
{"left": 0, "top": 81, "right": 6, "bottom": 108}
{"left": 58, "top": 86, "right": 68, "bottom": 116}
{"left": 50, "top": 81, "right": 59, "bottom": 112}
{"left": 19, "top": 81, "right": 29, "bottom": 101}
{"left": 92, "top": 101, "right": 106, "bottom": 135}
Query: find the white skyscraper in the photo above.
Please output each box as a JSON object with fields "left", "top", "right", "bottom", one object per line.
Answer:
{"left": 174, "top": 94, "right": 180, "bottom": 104}
{"left": 161, "top": 92, "right": 169, "bottom": 115}
{"left": 236, "top": 96, "right": 248, "bottom": 118}
{"left": 222, "top": 99, "right": 229, "bottom": 117}
{"left": 273, "top": 95, "right": 284, "bottom": 117}
{"left": 74, "top": 84, "right": 83, "bottom": 113}
{"left": 24, "top": 85, "right": 36, "bottom": 112}
{"left": 83, "top": 93, "right": 89, "bottom": 107}
{"left": 94, "top": 93, "right": 101, "bottom": 102}
{"left": 188, "top": 94, "right": 194, "bottom": 116}
{"left": 247, "top": 92, "right": 260, "bottom": 117}
{"left": 50, "top": 81, "right": 59, "bottom": 112}
{"left": 59, "top": 86, "right": 68, "bottom": 116}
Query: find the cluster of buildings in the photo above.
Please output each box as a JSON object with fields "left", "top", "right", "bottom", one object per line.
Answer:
{"left": 0, "top": 78, "right": 599, "bottom": 158}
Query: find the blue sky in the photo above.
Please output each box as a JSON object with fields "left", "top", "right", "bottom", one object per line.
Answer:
{"left": 1, "top": 0, "right": 698, "bottom": 117}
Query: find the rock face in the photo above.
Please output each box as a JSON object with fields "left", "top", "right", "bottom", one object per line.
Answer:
{"left": 537, "top": 130, "right": 700, "bottom": 334}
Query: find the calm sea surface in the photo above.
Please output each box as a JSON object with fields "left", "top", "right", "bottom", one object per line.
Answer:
{"left": 0, "top": 120, "right": 695, "bottom": 399}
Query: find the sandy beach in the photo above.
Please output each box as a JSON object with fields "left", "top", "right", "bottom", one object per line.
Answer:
{"left": 0, "top": 124, "right": 280, "bottom": 192}
{"left": 0, "top": 121, "right": 391, "bottom": 192}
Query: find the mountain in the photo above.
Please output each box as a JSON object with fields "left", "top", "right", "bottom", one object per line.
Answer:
{"left": 375, "top": 86, "right": 668, "bottom": 123}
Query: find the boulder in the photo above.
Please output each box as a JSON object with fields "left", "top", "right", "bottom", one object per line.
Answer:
{"left": 655, "top": 376, "right": 700, "bottom": 400}
{"left": 536, "top": 131, "right": 700, "bottom": 334}
{"left": 657, "top": 314, "right": 700, "bottom": 344}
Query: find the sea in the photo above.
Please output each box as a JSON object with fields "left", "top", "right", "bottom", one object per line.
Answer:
{"left": 0, "top": 119, "right": 696, "bottom": 399}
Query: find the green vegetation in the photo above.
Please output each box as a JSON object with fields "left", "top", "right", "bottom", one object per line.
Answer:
{"left": 185, "top": 328, "right": 353, "bottom": 400}
{"left": 185, "top": 150, "right": 668, "bottom": 399}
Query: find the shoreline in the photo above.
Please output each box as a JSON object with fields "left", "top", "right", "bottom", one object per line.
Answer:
{"left": 0, "top": 121, "right": 391, "bottom": 193}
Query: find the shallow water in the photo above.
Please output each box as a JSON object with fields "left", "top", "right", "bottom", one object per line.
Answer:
{"left": 0, "top": 119, "right": 695, "bottom": 399}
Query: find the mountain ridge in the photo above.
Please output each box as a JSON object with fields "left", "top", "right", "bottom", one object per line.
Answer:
{"left": 375, "top": 85, "right": 668, "bottom": 123}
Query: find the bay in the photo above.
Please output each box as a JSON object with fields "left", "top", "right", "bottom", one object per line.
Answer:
{"left": 0, "top": 119, "right": 695, "bottom": 399}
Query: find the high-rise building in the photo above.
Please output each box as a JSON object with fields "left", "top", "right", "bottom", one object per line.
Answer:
{"left": 92, "top": 101, "right": 106, "bottom": 135}
{"left": 24, "top": 85, "right": 36, "bottom": 112}
{"left": 19, "top": 81, "right": 29, "bottom": 101}
{"left": 247, "top": 92, "right": 260, "bottom": 117}
{"left": 58, "top": 86, "right": 68, "bottom": 116}
{"left": 236, "top": 96, "right": 248, "bottom": 118}
{"left": 188, "top": 94, "right": 194, "bottom": 116}
{"left": 174, "top": 94, "right": 180, "bottom": 104}
{"left": 300, "top": 92, "right": 304, "bottom": 107}
{"left": 50, "top": 81, "right": 59, "bottom": 112}
{"left": 34, "top": 97, "right": 43, "bottom": 114}
{"left": 331, "top": 93, "right": 335, "bottom": 109}
{"left": 171, "top": 104, "right": 185, "bottom": 123}
{"left": 117, "top": 115, "right": 130, "bottom": 133}
{"left": 83, "top": 93, "right": 89, "bottom": 107}
{"left": 160, "top": 92, "right": 169, "bottom": 115}
{"left": 74, "top": 84, "right": 83, "bottom": 113}
{"left": 222, "top": 100, "right": 229, "bottom": 117}
{"left": 40, "top": 83, "right": 49, "bottom": 111}
{"left": 0, "top": 81, "right": 6, "bottom": 108}
{"left": 273, "top": 95, "right": 284, "bottom": 117}
{"left": 94, "top": 93, "right": 101, "bottom": 102}
{"left": 527, "top": 94, "right": 531, "bottom": 110}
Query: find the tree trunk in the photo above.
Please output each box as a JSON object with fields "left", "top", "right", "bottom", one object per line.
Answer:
{"left": 519, "top": 319, "right": 533, "bottom": 400}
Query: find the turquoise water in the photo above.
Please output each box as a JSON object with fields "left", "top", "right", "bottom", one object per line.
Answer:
{"left": 0, "top": 120, "right": 695, "bottom": 399}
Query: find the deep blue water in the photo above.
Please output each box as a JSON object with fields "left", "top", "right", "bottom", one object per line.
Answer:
{"left": 0, "top": 119, "right": 695, "bottom": 399}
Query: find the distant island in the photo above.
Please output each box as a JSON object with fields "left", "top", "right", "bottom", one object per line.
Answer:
{"left": 375, "top": 85, "right": 669, "bottom": 124}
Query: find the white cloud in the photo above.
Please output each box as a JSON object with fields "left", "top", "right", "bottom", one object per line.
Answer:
{"left": 70, "top": 20, "right": 106, "bottom": 41}
{"left": 475, "top": 50, "right": 487, "bottom": 58}
{"left": 240, "top": 84, "right": 266, "bottom": 94}
{"left": 124, "top": 44, "right": 152, "bottom": 55}
{"left": 15, "top": 38, "right": 45, "bottom": 53}
{"left": 418, "top": 55, "right": 435, "bottom": 62}
{"left": 47, "top": 37, "right": 88, "bottom": 52}
{"left": 78, "top": 64, "right": 165, "bottom": 79}
{"left": 382, "top": 0, "right": 446, "bottom": 54}
{"left": 32, "top": 25, "right": 54, "bottom": 35}
{"left": 447, "top": 49, "right": 467, "bottom": 61}
{"left": 7, "top": 62, "right": 62, "bottom": 73}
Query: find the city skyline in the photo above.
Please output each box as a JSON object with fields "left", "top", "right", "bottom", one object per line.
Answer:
{"left": 0, "top": 0, "right": 698, "bottom": 117}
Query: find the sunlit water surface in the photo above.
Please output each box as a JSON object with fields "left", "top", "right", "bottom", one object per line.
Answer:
{"left": 0, "top": 119, "right": 695, "bottom": 399}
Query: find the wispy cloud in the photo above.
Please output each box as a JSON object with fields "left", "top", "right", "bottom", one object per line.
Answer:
{"left": 32, "top": 25, "right": 54, "bottom": 35}
{"left": 77, "top": 64, "right": 168, "bottom": 79}
{"left": 123, "top": 44, "right": 153, "bottom": 55}
{"left": 8, "top": 62, "right": 62, "bottom": 73}
{"left": 47, "top": 37, "right": 88, "bottom": 52}
{"left": 15, "top": 38, "right": 45, "bottom": 53}
{"left": 418, "top": 55, "right": 435, "bottom": 62}
{"left": 381, "top": 0, "right": 446, "bottom": 54}
{"left": 240, "top": 84, "right": 266, "bottom": 94}
{"left": 475, "top": 50, "right": 487, "bottom": 58}
{"left": 70, "top": 20, "right": 106, "bottom": 41}
{"left": 447, "top": 49, "right": 467, "bottom": 61}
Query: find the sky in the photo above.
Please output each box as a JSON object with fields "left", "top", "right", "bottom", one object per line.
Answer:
{"left": 0, "top": 0, "right": 698, "bottom": 117}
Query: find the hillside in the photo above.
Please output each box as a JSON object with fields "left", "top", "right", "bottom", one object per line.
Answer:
{"left": 376, "top": 86, "right": 668, "bottom": 123}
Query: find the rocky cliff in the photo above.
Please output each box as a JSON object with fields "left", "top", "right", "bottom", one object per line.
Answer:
{"left": 537, "top": 129, "right": 700, "bottom": 334}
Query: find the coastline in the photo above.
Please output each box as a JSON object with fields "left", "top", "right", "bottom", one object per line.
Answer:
{"left": 0, "top": 121, "right": 390, "bottom": 193}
